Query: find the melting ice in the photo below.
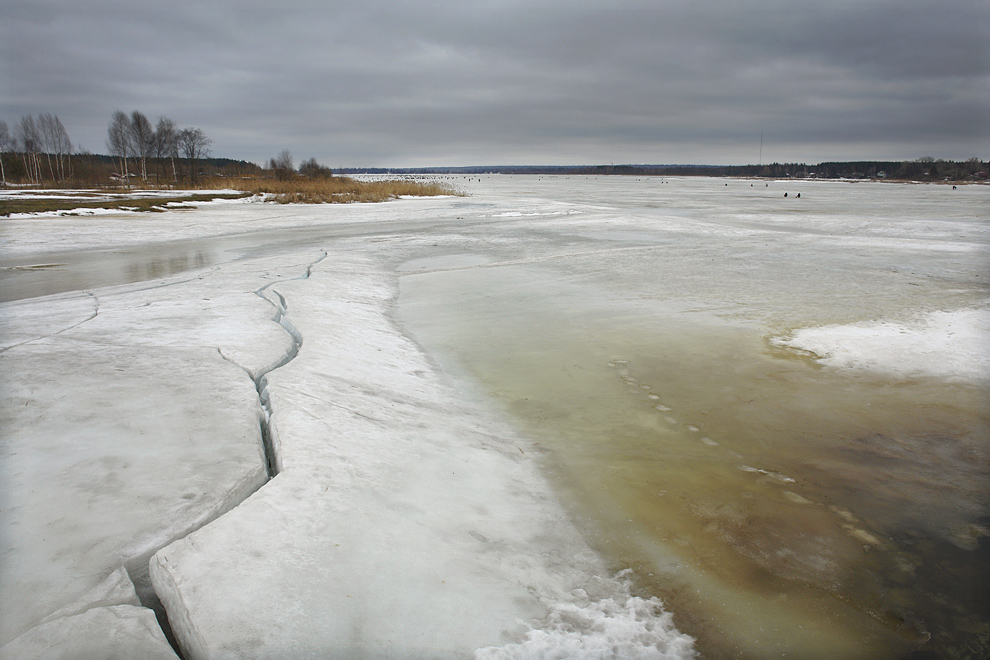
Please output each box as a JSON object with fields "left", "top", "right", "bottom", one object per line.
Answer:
{"left": 1, "top": 176, "right": 987, "bottom": 659}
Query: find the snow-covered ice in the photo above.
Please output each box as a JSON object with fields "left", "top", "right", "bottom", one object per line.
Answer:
{"left": 0, "top": 257, "right": 303, "bottom": 648}
{"left": 1, "top": 177, "right": 986, "bottom": 659}
{"left": 0, "top": 568, "right": 177, "bottom": 660}
{"left": 3, "top": 190, "right": 696, "bottom": 659}
{"left": 773, "top": 306, "right": 990, "bottom": 381}
{"left": 0, "top": 606, "right": 178, "bottom": 660}
{"left": 150, "top": 250, "right": 660, "bottom": 659}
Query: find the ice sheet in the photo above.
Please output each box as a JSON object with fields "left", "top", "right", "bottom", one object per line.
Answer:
{"left": 0, "top": 567, "right": 177, "bottom": 660}
{"left": 2, "top": 176, "right": 985, "bottom": 659}
{"left": 0, "top": 259, "right": 303, "bottom": 644}
{"left": 0, "top": 606, "right": 178, "bottom": 660}
{"left": 151, "top": 250, "right": 689, "bottom": 658}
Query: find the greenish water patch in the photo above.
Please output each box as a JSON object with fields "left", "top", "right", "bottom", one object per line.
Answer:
{"left": 399, "top": 262, "right": 989, "bottom": 660}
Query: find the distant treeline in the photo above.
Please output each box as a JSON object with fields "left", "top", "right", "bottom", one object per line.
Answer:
{"left": 0, "top": 151, "right": 263, "bottom": 187}
{"left": 341, "top": 159, "right": 988, "bottom": 182}
{"left": 3, "top": 110, "right": 984, "bottom": 188}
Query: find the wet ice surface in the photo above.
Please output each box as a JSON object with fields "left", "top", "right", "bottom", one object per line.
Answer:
{"left": 0, "top": 177, "right": 986, "bottom": 659}
{"left": 149, "top": 252, "right": 652, "bottom": 659}
{"left": 1, "top": 188, "right": 695, "bottom": 659}
{"left": 397, "top": 177, "right": 989, "bottom": 659}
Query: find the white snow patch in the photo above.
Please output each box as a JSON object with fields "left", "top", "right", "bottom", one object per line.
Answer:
{"left": 396, "top": 194, "right": 458, "bottom": 199}
{"left": 4, "top": 206, "right": 143, "bottom": 219}
{"left": 773, "top": 306, "right": 990, "bottom": 381}
{"left": 0, "top": 188, "right": 243, "bottom": 201}
{"left": 475, "top": 578, "right": 695, "bottom": 660}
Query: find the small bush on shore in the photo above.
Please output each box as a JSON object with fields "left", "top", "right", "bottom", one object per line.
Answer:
{"left": 298, "top": 158, "right": 333, "bottom": 180}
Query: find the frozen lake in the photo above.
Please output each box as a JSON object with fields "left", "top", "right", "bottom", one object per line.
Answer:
{"left": 1, "top": 176, "right": 987, "bottom": 659}
{"left": 399, "top": 177, "right": 989, "bottom": 659}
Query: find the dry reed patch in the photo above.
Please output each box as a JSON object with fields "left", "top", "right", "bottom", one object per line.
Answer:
{"left": 205, "top": 176, "right": 463, "bottom": 204}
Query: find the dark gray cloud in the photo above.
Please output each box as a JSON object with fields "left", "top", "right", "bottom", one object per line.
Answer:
{"left": 2, "top": 0, "right": 987, "bottom": 166}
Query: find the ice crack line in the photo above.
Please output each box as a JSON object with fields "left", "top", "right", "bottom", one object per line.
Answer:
{"left": 143, "top": 253, "right": 324, "bottom": 657}
{"left": 0, "top": 291, "right": 99, "bottom": 354}
{"left": 221, "top": 251, "right": 328, "bottom": 478}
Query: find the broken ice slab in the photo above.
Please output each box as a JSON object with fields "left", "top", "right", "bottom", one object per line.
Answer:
{"left": 0, "top": 567, "right": 178, "bottom": 660}
{"left": 0, "top": 260, "right": 301, "bottom": 645}
{"left": 150, "top": 260, "right": 627, "bottom": 659}
{"left": 0, "top": 605, "right": 178, "bottom": 660}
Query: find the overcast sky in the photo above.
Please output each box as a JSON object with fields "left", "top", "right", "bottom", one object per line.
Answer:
{"left": 2, "top": 0, "right": 987, "bottom": 167}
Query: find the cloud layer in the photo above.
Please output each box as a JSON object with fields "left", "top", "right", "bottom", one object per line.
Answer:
{"left": 2, "top": 0, "right": 987, "bottom": 166}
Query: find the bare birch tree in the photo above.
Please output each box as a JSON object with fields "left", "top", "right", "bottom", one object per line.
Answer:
{"left": 53, "top": 115, "right": 73, "bottom": 182}
{"left": 177, "top": 127, "right": 211, "bottom": 185}
{"left": 38, "top": 113, "right": 58, "bottom": 182}
{"left": 106, "top": 111, "right": 132, "bottom": 183}
{"left": 299, "top": 157, "right": 332, "bottom": 179}
{"left": 271, "top": 149, "right": 294, "bottom": 181}
{"left": 35, "top": 113, "right": 72, "bottom": 184}
{"left": 130, "top": 111, "right": 154, "bottom": 183}
{"left": 0, "top": 120, "right": 10, "bottom": 185}
{"left": 154, "top": 116, "right": 179, "bottom": 184}
{"left": 16, "top": 115, "right": 42, "bottom": 184}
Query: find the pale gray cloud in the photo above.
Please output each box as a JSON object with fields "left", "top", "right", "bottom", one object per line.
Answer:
{"left": 2, "top": 0, "right": 987, "bottom": 166}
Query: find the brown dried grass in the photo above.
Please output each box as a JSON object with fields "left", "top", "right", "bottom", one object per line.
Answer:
{"left": 203, "top": 176, "right": 463, "bottom": 204}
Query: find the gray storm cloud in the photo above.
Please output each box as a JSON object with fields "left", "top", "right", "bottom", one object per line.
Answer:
{"left": 2, "top": 0, "right": 987, "bottom": 166}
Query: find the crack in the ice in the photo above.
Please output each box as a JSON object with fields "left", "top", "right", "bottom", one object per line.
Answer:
{"left": 229, "top": 251, "right": 328, "bottom": 478}
{"left": 290, "top": 389, "right": 387, "bottom": 425}
{"left": 115, "top": 266, "right": 223, "bottom": 295}
{"left": 142, "top": 251, "right": 326, "bottom": 657}
{"left": 0, "top": 291, "right": 100, "bottom": 354}
{"left": 6, "top": 253, "right": 331, "bottom": 659}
